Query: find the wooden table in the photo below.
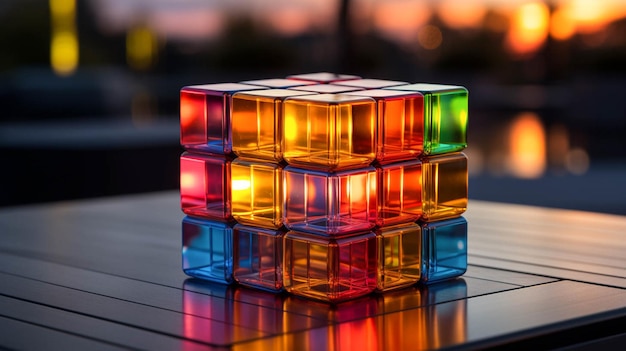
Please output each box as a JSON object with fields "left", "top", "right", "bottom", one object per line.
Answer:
{"left": 1, "top": 191, "right": 625, "bottom": 350}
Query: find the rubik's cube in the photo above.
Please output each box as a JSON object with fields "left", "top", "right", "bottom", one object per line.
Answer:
{"left": 179, "top": 73, "right": 469, "bottom": 303}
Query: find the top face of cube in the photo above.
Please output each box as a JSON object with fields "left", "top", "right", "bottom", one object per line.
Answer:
{"left": 182, "top": 83, "right": 263, "bottom": 94}
{"left": 286, "top": 93, "right": 374, "bottom": 105}
{"left": 234, "top": 88, "right": 313, "bottom": 100}
{"left": 286, "top": 72, "right": 361, "bottom": 83}
{"left": 289, "top": 84, "right": 365, "bottom": 94}
{"left": 387, "top": 83, "right": 466, "bottom": 94}
{"left": 240, "top": 78, "right": 316, "bottom": 89}
{"left": 344, "top": 89, "right": 423, "bottom": 100}
{"left": 180, "top": 83, "right": 263, "bottom": 154}
{"left": 334, "top": 79, "right": 409, "bottom": 89}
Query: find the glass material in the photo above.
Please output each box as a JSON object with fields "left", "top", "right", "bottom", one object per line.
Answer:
{"left": 422, "top": 153, "right": 468, "bottom": 221}
{"left": 231, "top": 158, "right": 283, "bottom": 229}
{"left": 376, "top": 159, "right": 422, "bottom": 226}
{"left": 180, "top": 152, "right": 231, "bottom": 220}
{"left": 376, "top": 223, "right": 421, "bottom": 292}
{"left": 345, "top": 89, "right": 424, "bottom": 162}
{"left": 283, "top": 230, "right": 377, "bottom": 303}
{"left": 286, "top": 72, "right": 361, "bottom": 83}
{"left": 182, "top": 216, "right": 234, "bottom": 284}
{"left": 240, "top": 78, "right": 316, "bottom": 88}
{"left": 334, "top": 78, "right": 409, "bottom": 89}
{"left": 289, "top": 84, "right": 364, "bottom": 94}
{"left": 180, "top": 83, "right": 263, "bottom": 154}
{"left": 420, "top": 217, "right": 468, "bottom": 283}
{"left": 233, "top": 224, "right": 285, "bottom": 292}
{"left": 386, "top": 83, "right": 468, "bottom": 155}
{"left": 283, "top": 166, "right": 377, "bottom": 235}
{"left": 231, "top": 89, "right": 313, "bottom": 162}
{"left": 282, "top": 94, "right": 376, "bottom": 171}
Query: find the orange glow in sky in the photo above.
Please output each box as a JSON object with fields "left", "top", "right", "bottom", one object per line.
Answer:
{"left": 506, "top": 2, "right": 550, "bottom": 56}
{"left": 437, "top": 0, "right": 487, "bottom": 29}
{"left": 372, "top": 0, "right": 431, "bottom": 43}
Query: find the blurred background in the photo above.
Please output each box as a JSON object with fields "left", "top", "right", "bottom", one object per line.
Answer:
{"left": 1, "top": 0, "right": 625, "bottom": 214}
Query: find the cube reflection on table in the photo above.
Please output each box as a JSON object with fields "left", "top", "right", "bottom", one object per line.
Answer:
{"left": 231, "top": 89, "right": 313, "bottom": 162}
{"left": 376, "top": 223, "right": 421, "bottom": 292}
{"left": 420, "top": 216, "right": 468, "bottom": 283}
{"left": 182, "top": 216, "right": 234, "bottom": 284}
{"left": 233, "top": 224, "right": 284, "bottom": 292}
{"left": 286, "top": 72, "right": 361, "bottom": 83}
{"left": 284, "top": 230, "right": 377, "bottom": 303}
{"left": 283, "top": 166, "right": 377, "bottom": 235}
{"left": 180, "top": 83, "right": 264, "bottom": 154}
{"left": 386, "top": 83, "right": 468, "bottom": 155}
{"left": 180, "top": 152, "right": 231, "bottom": 220}
{"left": 345, "top": 89, "right": 424, "bottom": 162}
{"left": 231, "top": 158, "right": 283, "bottom": 229}
{"left": 282, "top": 94, "right": 376, "bottom": 171}
{"left": 376, "top": 159, "right": 422, "bottom": 226}
{"left": 422, "top": 152, "right": 468, "bottom": 221}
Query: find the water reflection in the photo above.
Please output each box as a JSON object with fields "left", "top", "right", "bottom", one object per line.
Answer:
{"left": 470, "top": 111, "right": 590, "bottom": 179}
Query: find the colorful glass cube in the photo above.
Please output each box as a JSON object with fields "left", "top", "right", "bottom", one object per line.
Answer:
{"left": 180, "top": 83, "right": 264, "bottom": 154}
{"left": 180, "top": 152, "right": 231, "bottom": 220}
{"left": 289, "top": 84, "right": 364, "bottom": 94}
{"left": 282, "top": 94, "right": 376, "bottom": 171}
{"left": 376, "top": 159, "right": 422, "bottom": 227}
{"left": 422, "top": 152, "right": 468, "bottom": 221}
{"left": 420, "top": 216, "right": 468, "bottom": 283}
{"left": 231, "top": 89, "right": 313, "bottom": 162}
{"left": 346, "top": 89, "right": 424, "bottom": 162}
{"left": 231, "top": 158, "right": 283, "bottom": 229}
{"left": 283, "top": 230, "right": 377, "bottom": 303}
{"left": 376, "top": 223, "right": 421, "bottom": 292}
{"left": 182, "top": 216, "right": 234, "bottom": 284}
{"left": 387, "top": 83, "right": 468, "bottom": 155}
{"left": 233, "top": 224, "right": 285, "bottom": 292}
{"left": 283, "top": 166, "right": 377, "bottom": 235}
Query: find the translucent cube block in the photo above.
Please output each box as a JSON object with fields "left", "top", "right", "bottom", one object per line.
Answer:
{"left": 180, "top": 152, "right": 231, "bottom": 220}
{"left": 334, "top": 78, "right": 409, "bottom": 89}
{"left": 283, "top": 94, "right": 376, "bottom": 171}
{"left": 289, "top": 84, "right": 364, "bottom": 94}
{"left": 420, "top": 217, "right": 468, "bottom": 283}
{"left": 283, "top": 166, "right": 377, "bottom": 235}
{"left": 422, "top": 153, "right": 468, "bottom": 221}
{"left": 345, "top": 89, "right": 424, "bottom": 162}
{"left": 233, "top": 224, "right": 285, "bottom": 292}
{"left": 284, "top": 230, "right": 377, "bottom": 303}
{"left": 182, "top": 216, "right": 234, "bottom": 284}
{"left": 386, "top": 83, "right": 468, "bottom": 155}
{"left": 240, "top": 78, "right": 316, "bottom": 88}
{"left": 180, "top": 83, "right": 263, "bottom": 154}
{"left": 286, "top": 72, "right": 361, "bottom": 83}
{"left": 231, "top": 89, "right": 313, "bottom": 162}
{"left": 231, "top": 158, "right": 283, "bottom": 229}
{"left": 376, "top": 159, "right": 422, "bottom": 227}
{"left": 376, "top": 223, "right": 421, "bottom": 292}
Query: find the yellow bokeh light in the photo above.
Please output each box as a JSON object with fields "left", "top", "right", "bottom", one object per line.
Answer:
{"left": 50, "top": 0, "right": 78, "bottom": 76}
{"left": 51, "top": 31, "right": 78, "bottom": 76}
{"left": 127, "top": 26, "right": 157, "bottom": 70}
